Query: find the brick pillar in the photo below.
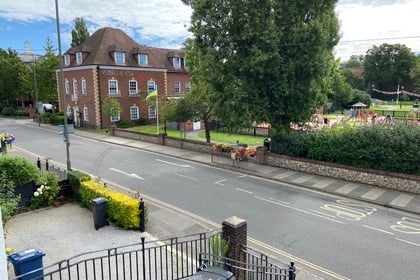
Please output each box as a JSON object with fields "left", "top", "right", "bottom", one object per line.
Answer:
{"left": 109, "top": 124, "right": 115, "bottom": 136}
{"left": 256, "top": 146, "right": 265, "bottom": 165}
{"left": 222, "top": 216, "right": 247, "bottom": 278}
{"left": 158, "top": 133, "right": 166, "bottom": 145}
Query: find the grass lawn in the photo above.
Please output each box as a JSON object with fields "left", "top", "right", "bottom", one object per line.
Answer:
{"left": 198, "top": 131, "right": 265, "bottom": 146}
{"left": 126, "top": 125, "right": 266, "bottom": 146}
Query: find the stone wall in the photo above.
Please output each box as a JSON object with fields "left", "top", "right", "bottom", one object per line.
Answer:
{"left": 111, "top": 128, "right": 420, "bottom": 194}
{"left": 264, "top": 152, "right": 420, "bottom": 194}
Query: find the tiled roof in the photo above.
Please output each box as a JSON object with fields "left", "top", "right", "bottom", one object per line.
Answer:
{"left": 64, "top": 27, "right": 185, "bottom": 71}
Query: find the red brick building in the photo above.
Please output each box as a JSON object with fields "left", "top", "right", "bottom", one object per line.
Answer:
{"left": 56, "top": 27, "right": 191, "bottom": 128}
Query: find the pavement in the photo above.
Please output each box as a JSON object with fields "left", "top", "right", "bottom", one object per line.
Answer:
{"left": 4, "top": 119, "right": 420, "bottom": 279}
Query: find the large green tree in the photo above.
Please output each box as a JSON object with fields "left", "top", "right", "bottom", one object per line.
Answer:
{"left": 0, "top": 48, "right": 31, "bottom": 106}
{"left": 35, "top": 37, "right": 59, "bottom": 102}
{"left": 182, "top": 0, "right": 340, "bottom": 133}
{"left": 411, "top": 55, "right": 420, "bottom": 94}
{"left": 364, "top": 43, "right": 416, "bottom": 91}
{"left": 71, "top": 17, "right": 90, "bottom": 48}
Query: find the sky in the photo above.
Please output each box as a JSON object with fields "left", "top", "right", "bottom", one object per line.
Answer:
{"left": 0, "top": 0, "right": 419, "bottom": 62}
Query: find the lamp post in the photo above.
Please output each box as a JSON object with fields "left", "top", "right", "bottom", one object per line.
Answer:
{"left": 55, "top": 0, "right": 71, "bottom": 171}
{"left": 33, "top": 55, "right": 40, "bottom": 126}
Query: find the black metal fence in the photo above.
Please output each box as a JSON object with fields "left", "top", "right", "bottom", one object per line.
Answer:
{"left": 211, "top": 150, "right": 261, "bottom": 173}
{"left": 11, "top": 230, "right": 223, "bottom": 280}
{"left": 12, "top": 231, "right": 295, "bottom": 280}
{"left": 198, "top": 245, "right": 295, "bottom": 280}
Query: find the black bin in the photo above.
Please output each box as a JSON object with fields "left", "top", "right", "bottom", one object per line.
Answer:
{"left": 8, "top": 248, "right": 45, "bottom": 280}
{"left": 90, "top": 197, "right": 108, "bottom": 230}
{"left": 263, "top": 138, "right": 271, "bottom": 151}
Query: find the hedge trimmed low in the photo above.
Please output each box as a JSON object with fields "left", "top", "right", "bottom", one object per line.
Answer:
{"left": 79, "top": 179, "right": 141, "bottom": 230}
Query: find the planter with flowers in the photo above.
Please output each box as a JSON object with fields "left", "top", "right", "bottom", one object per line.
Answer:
{"left": 0, "top": 132, "right": 15, "bottom": 155}
{"left": 212, "top": 143, "right": 256, "bottom": 161}
{"left": 30, "top": 171, "right": 60, "bottom": 210}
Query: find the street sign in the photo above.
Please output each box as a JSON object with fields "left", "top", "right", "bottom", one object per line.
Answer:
{"left": 57, "top": 124, "right": 74, "bottom": 135}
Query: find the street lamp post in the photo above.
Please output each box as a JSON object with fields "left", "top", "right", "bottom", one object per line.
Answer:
{"left": 33, "top": 55, "right": 40, "bottom": 126}
{"left": 55, "top": 0, "right": 71, "bottom": 171}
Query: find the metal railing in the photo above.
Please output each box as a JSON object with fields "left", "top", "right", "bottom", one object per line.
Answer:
{"left": 11, "top": 229, "right": 222, "bottom": 280}
{"left": 199, "top": 246, "right": 295, "bottom": 280}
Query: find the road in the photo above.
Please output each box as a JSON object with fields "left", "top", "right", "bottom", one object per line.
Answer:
{"left": 2, "top": 119, "right": 420, "bottom": 280}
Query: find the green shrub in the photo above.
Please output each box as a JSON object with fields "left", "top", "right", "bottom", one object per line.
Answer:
{"left": 0, "top": 155, "right": 41, "bottom": 185}
{"left": 79, "top": 178, "right": 144, "bottom": 230}
{"left": 271, "top": 123, "right": 420, "bottom": 175}
{"left": 2, "top": 107, "right": 16, "bottom": 116}
{"left": 116, "top": 119, "right": 134, "bottom": 128}
{"left": 30, "top": 172, "right": 60, "bottom": 210}
{"left": 0, "top": 172, "right": 21, "bottom": 226}
{"left": 40, "top": 112, "right": 52, "bottom": 124}
{"left": 14, "top": 110, "right": 29, "bottom": 117}
{"left": 67, "top": 170, "right": 90, "bottom": 200}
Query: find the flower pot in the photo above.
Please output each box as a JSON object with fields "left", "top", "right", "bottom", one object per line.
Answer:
{"left": 53, "top": 201, "right": 61, "bottom": 207}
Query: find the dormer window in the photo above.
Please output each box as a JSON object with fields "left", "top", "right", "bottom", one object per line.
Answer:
{"left": 64, "top": 54, "right": 70, "bottom": 66}
{"left": 173, "top": 57, "right": 182, "bottom": 69}
{"left": 138, "top": 53, "right": 148, "bottom": 65}
{"left": 114, "top": 52, "right": 125, "bottom": 64}
{"left": 76, "top": 52, "right": 83, "bottom": 64}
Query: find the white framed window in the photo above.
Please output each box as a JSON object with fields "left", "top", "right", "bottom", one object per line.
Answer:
{"left": 147, "top": 80, "right": 156, "bottom": 93}
{"left": 185, "top": 82, "right": 191, "bottom": 93}
{"left": 81, "top": 79, "right": 87, "bottom": 95}
{"left": 64, "top": 54, "right": 70, "bottom": 66}
{"left": 138, "top": 54, "right": 148, "bottom": 65}
{"left": 111, "top": 111, "right": 120, "bottom": 122}
{"left": 114, "top": 52, "right": 125, "bottom": 64}
{"left": 130, "top": 105, "right": 139, "bottom": 120}
{"left": 173, "top": 57, "right": 181, "bottom": 69}
{"left": 83, "top": 106, "right": 89, "bottom": 122}
{"left": 148, "top": 106, "right": 156, "bottom": 119}
{"left": 65, "top": 80, "right": 70, "bottom": 95}
{"left": 76, "top": 52, "right": 83, "bottom": 64}
{"left": 129, "top": 80, "right": 138, "bottom": 95}
{"left": 73, "top": 80, "right": 78, "bottom": 97}
{"left": 174, "top": 82, "right": 181, "bottom": 95}
{"left": 108, "top": 79, "right": 119, "bottom": 95}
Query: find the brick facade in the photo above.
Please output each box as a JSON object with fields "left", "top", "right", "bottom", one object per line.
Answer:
{"left": 56, "top": 27, "right": 191, "bottom": 129}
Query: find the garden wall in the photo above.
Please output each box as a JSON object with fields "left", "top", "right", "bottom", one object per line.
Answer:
{"left": 111, "top": 128, "right": 420, "bottom": 194}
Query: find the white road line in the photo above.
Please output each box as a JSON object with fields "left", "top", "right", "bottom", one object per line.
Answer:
{"left": 310, "top": 210, "right": 337, "bottom": 219}
{"left": 390, "top": 194, "right": 414, "bottom": 207}
{"left": 176, "top": 173, "right": 199, "bottom": 181}
{"left": 312, "top": 178, "right": 335, "bottom": 189}
{"left": 335, "top": 183, "right": 359, "bottom": 194}
{"left": 361, "top": 188, "right": 386, "bottom": 200}
{"left": 109, "top": 167, "right": 144, "bottom": 180}
{"left": 236, "top": 188, "right": 253, "bottom": 194}
{"left": 396, "top": 238, "right": 420, "bottom": 247}
{"left": 215, "top": 179, "right": 226, "bottom": 186}
{"left": 272, "top": 171, "right": 295, "bottom": 179}
{"left": 236, "top": 175, "right": 248, "bottom": 178}
{"left": 362, "top": 225, "right": 394, "bottom": 235}
{"left": 291, "top": 174, "right": 315, "bottom": 184}
{"left": 255, "top": 196, "right": 345, "bottom": 224}
{"left": 155, "top": 159, "right": 191, "bottom": 168}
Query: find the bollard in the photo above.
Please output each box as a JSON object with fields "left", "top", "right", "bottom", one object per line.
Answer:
{"left": 140, "top": 198, "right": 145, "bottom": 232}
{"left": 288, "top": 261, "right": 295, "bottom": 280}
{"left": 36, "top": 158, "right": 41, "bottom": 170}
{"left": 45, "top": 159, "right": 49, "bottom": 171}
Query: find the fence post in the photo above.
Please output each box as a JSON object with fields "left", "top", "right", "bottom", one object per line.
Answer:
{"left": 139, "top": 198, "right": 145, "bottom": 232}
{"left": 141, "top": 237, "right": 146, "bottom": 280}
{"left": 222, "top": 216, "right": 247, "bottom": 278}
{"left": 288, "top": 261, "right": 295, "bottom": 280}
